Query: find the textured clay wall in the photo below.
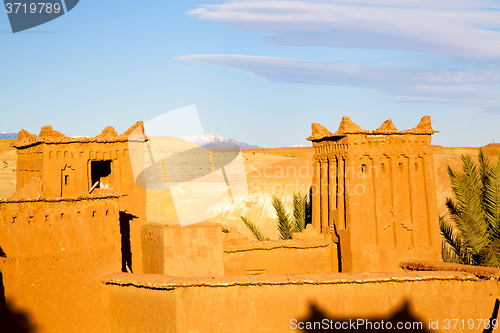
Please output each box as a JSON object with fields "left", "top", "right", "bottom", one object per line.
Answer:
{"left": 308, "top": 116, "right": 442, "bottom": 272}
{"left": 103, "top": 270, "right": 500, "bottom": 333}
{"left": 141, "top": 223, "right": 224, "bottom": 277}
{"left": 15, "top": 144, "right": 42, "bottom": 191}
{"left": 14, "top": 123, "right": 147, "bottom": 273}
{"left": 141, "top": 224, "right": 335, "bottom": 277}
{"left": 0, "top": 196, "right": 121, "bottom": 333}
{"left": 223, "top": 236, "right": 333, "bottom": 276}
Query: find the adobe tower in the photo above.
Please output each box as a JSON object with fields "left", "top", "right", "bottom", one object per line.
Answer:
{"left": 12, "top": 122, "right": 147, "bottom": 273}
{"left": 307, "top": 116, "right": 442, "bottom": 272}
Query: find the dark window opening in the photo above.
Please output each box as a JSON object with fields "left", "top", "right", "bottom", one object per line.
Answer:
{"left": 361, "top": 164, "right": 366, "bottom": 174}
{"left": 64, "top": 175, "right": 69, "bottom": 186}
{"left": 91, "top": 160, "right": 112, "bottom": 189}
{"left": 120, "top": 211, "right": 136, "bottom": 273}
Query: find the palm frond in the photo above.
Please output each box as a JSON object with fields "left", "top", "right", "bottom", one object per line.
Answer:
{"left": 441, "top": 243, "right": 461, "bottom": 264}
{"left": 447, "top": 158, "right": 489, "bottom": 255}
{"left": 445, "top": 152, "right": 500, "bottom": 267}
{"left": 272, "top": 194, "right": 293, "bottom": 240}
{"left": 439, "top": 215, "right": 473, "bottom": 265}
{"left": 484, "top": 237, "right": 500, "bottom": 268}
{"left": 483, "top": 154, "right": 500, "bottom": 236}
{"left": 240, "top": 216, "right": 270, "bottom": 241}
{"left": 292, "top": 192, "right": 308, "bottom": 233}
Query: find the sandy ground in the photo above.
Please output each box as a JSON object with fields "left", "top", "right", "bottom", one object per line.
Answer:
{"left": 0, "top": 140, "right": 16, "bottom": 199}
{"left": 1, "top": 139, "right": 499, "bottom": 240}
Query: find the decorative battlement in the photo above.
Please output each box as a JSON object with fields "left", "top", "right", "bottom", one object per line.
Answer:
{"left": 14, "top": 122, "right": 146, "bottom": 148}
{"left": 307, "top": 115, "right": 437, "bottom": 141}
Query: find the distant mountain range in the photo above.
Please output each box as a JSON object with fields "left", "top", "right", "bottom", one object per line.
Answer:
{"left": 180, "top": 133, "right": 260, "bottom": 149}
{"left": 0, "top": 132, "right": 17, "bottom": 139}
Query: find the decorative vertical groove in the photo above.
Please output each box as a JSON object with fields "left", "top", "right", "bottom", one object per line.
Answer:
{"left": 312, "top": 159, "right": 321, "bottom": 231}
{"left": 321, "top": 159, "right": 329, "bottom": 233}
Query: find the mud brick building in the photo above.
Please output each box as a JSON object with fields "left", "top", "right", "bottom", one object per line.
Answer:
{"left": 2, "top": 116, "right": 497, "bottom": 333}
{"left": 307, "top": 116, "right": 442, "bottom": 272}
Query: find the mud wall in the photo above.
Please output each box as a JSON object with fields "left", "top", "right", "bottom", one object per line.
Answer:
{"left": 103, "top": 270, "right": 500, "bottom": 333}
{"left": 223, "top": 238, "right": 333, "bottom": 276}
{"left": 14, "top": 124, "right": 147, "bottom": 273}
{"left": 141, "top": 223, "right": 224, "bottom": 277}
{"left": 141, "top": 224, "right": 334, "bottom": 277}
{"left": 0, "top": 196, "right": 121, "bottom": 333}
{"left": 309, "top": 117, "right": 442, "bottom": 273}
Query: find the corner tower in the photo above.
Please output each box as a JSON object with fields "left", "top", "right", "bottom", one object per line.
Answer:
{"left": 307, "top": 116, "right": 442, "bottom": 272}
{"left": 12, "top": 122, "right": 147, "bottom": 273}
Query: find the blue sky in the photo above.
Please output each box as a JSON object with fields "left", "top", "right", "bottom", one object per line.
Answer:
{"left": 1, "top": 0, "right": 500, "bottom": 147}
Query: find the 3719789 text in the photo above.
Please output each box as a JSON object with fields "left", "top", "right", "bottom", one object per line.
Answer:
{"left": 5, "top": 3, "right": 61, "bottom": 14}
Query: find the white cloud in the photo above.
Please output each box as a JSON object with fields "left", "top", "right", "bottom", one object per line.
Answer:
{"left": 177, "top": 54, "right": 500, "bottom": 106}
{"left": 188, "top": 0, "right": 500, "bottom": 58}
{"left": 182, "top": 1, "right": 500, "bottom": 111}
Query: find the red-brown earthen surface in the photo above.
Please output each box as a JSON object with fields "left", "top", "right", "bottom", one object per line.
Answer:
{"left": 308, "top": 116, "right": 442, "bottom": 272}
{"left": 0, "top": 195, "right": 121, "bottom": 332}
{"left": 13, "top": 123, "right": 146, "bottom": 273}
{"left": 0, "top": 123, "right": 147, "bottom": 332}
{"left": 1, "top": 117, "right": 499, "bottom": 332}
{"left": 103, "top": 270, "right": 500, "bottom": 333}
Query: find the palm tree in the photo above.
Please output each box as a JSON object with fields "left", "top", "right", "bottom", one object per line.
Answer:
{"left": 240, "top": 190, "right": 312, "bottom": 241}
{"left": 440, "top": 150, "right": 500, "bottom": 267}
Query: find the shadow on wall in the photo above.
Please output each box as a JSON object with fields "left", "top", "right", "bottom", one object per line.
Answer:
{"left": 298, "top": 301, "right": 428, "bottom": 333}
{"left": 298, "top": 299, "right": 500, "bottom": 333}
{"left": 484, "top": 298, "right": 500, "bottom": 333}
{"left": 0, "top": 246, "right": 34, "bottom": 333}
{"left": 119, "top": 211, "right": 136, "bottom": 273}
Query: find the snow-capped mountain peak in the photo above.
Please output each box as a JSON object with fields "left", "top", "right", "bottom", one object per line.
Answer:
{"left": 180, "top": 133, "right": 259, "bottom": 149}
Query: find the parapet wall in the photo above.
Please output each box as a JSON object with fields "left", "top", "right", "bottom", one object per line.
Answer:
{"left": 0, "top": 195, "right": 122, "bottom": 333}
{"left": 141, "top": 223, "right": 224, "bottom": 277}
{"left": 102, "top": 270, "right": 500, "bottom": 333}
{"left": 141, "top": 224, "right": 335, "bottom": 277}
{"left": 223, "top": 237, "right": 333, "bottom": 276}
